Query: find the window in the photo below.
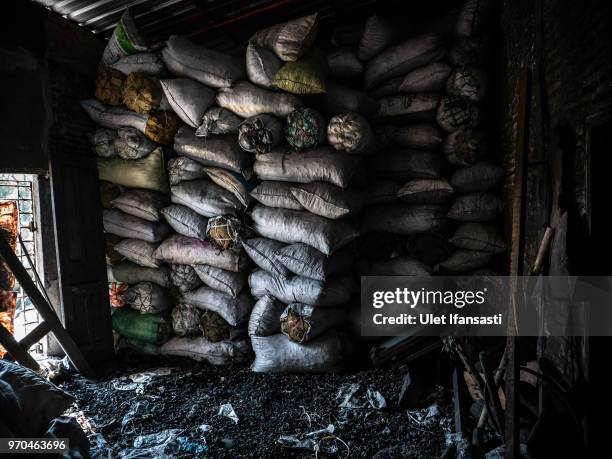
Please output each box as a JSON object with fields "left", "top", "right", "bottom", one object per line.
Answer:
{"left": 0, "top": 173, "right": 45, "bottom": 356}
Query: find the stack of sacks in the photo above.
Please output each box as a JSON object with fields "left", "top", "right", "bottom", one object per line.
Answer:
{"left": 238, "top": 15, "right": 358, "bottom": 373}
{"left": 358, "top": 17, "right": 451, "bottom": 277}
{"left": 83, "top": 11, "right": 177, "bottom": 350}
{"left": 437, "top": 0, "right": 506, "bottom": 274}
{"left": 149, "top": 33, "right": 259, "bottom": 364}
{"left": 354, "top": 0, "right": 503, "bottom": 278}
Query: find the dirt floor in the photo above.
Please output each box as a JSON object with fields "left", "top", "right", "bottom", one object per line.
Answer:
{"left": 56, "top": 354, "right": 453, "bottom": 458}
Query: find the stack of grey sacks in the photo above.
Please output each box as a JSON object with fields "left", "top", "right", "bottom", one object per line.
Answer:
{"left": 81, "top": 12, "right": 177, "bottom": 352}
{"left": 84, "top": 0, "right": 504, "bottom": 371}
{"left": 239, "top": 15, "right": 363, "bottom": 373}
{"left": 357, "top": 0, "right": 505, "bottom": 281}
{"left": 84, "top": 10, "right": 254, "bottom": 365}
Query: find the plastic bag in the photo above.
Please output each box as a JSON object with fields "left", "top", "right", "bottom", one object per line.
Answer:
{"left": 153, "top": 234, "right": 248, "bottom": 272}
{"left": 280, "top": 303, "right": 344, "bottom": 343}
{"left": 112, "top": 262, "right": 172, "bottom": 288}
{"left": 174, "top": 126, "right": 253, "bottom": 178}
{"left": 289, "top": 182, "right": 363, "bottom": 219}
{"left": 196, "top": 107, "right": 242, "bottom": 137}
{"left": 327, "top": 113, "right": 376, "bottom": 154}
{"left": 361, "top": 204, "right": 447, "bottom": 235}
{"left": 253, "top": 147, "right": 360, "bottom": 189}
{"left": 242, "top": 237, "right": 290, "bottom": 277}
{"left": 103, "top": 209, "right": 170, "bottom": 243}
{"left": 124, "top": 282, "right": 171, "bottom": 314}
{"left": 249, "top": 204, "right": 358, "bottom": 255}
{"left": 170, "top": 264, "right": 202, "bottom": 293}
{"left": 284, "top": 107, "right": 327, "bottom": 150}
{"left": 114, "top": 239, "right": 161, "bottom": 268}
{"left": 182, "top": 286, "right": 253, "bottom": 326}
{"left": 160, "top": 78, "right": 216, "bottom": 128}
{"left": 245, "top": 42, "right": 283, "bottom": 89}
{"left": 249, "top": 269, "right": 355, "bottom": 306}
{"left": 193, "top": 264, "right": 248, "bottom": 298}
{"left": 217, "top": 81, "right": 302, "bottom": 118}
{"left": 251, "top": 14, "right": 318, "bottom": 62}
{"left": 273, "top": 243, "right": 354, "bottom": 281}
{"left": 160, "top": 204, "right": 209, "bottom": 241}
{"left": 170, "top": 180, "right": 242, "bottom": 218}
{"left": 97, "top": 147, "right": 169, "bottom": 193}
{"left": 397, "top": 178, "right": 454, "bottom": 204}
{"left": 238, "top": 114, "right": 284, "bottom": 154}
{"left": 447, "top": 193, "right": 504, "bottom": 222}
{"left": 161, "top": 35, "right": 245, "bottom": 88}
{"left": 248, "top": 295, "right": 285, "bottom": 337}
{"left": 250, "top": 181, "right": 304, "bottom": 210}
{"left": 251, "top": 331, "right": 345, "bottom": 373}
{"left": 114, "top": 127, "right": 157, "bottom": 160}
{"left": 101, "top": 10, "right": 147, "bottom": 65}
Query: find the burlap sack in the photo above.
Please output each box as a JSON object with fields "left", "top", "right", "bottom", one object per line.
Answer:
{"left": 144, "top": 110, "right": 180, "bottom": 145}
{"left": 121, "top": 73, "right": 163, "bottom": 114}
{"left": 95, "top": 67, "right": 126, "bottom": 106}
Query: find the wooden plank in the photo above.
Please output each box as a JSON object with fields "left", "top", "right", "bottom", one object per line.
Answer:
{"left": 19, "top": 320, "right": 52, "bottom": 351}
{"left": 0, "top": 324, "right": 40, "bottom": 372}
{"left": 505, "top": 67, "right": 531, "bottom": 459}
{"left": 0, "top": 234, "right": 94, "bottom": 377}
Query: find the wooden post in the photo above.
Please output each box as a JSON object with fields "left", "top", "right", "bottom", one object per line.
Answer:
{"left": 505, "top": 67, "right": 531, "bottom": 459}
{"left": 0, "top": 234, "right": 94, "bottom": 377}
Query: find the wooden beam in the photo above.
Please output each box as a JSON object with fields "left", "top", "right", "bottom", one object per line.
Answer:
{"left": 19, "top": 321, "right": 52, "bottom": 351}
{"left": 0, "top": 324, "right": 40, "bottom": 372}
{"left": 0, "top": 234, "right": 94, "bottom": 377}
{"left": 506, "top": 67, "right": 531, "bottom": 459}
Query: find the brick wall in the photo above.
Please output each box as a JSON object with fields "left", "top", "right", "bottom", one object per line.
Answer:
{"left": 45, "top": 12, "right": 104, "bottom": 163}
{"left": 500, "top": 0, "right": 612, "bottom": 387}
{"left": 500, "top": 0, "right": 612, "bottom": 273}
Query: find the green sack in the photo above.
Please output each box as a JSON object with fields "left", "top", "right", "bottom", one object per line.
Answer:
{"left": 98, "top": 147, "right": 169, "bottom": 193}
{"left": 112, "top": 307, "right": 172, "bottom": 345}
{"left": 272, "top": 51, "right": 327, "bottom": 95}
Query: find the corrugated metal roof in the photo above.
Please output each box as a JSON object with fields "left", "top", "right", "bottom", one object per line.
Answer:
{"left": 32, "top": 0, "right": 462, "bottom": 50}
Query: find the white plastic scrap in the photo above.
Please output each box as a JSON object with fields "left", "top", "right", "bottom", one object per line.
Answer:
{"left": 305, "top": 424, "right": 335, "bottom": 438}
{"left": 366, "top": 388, "right": 387, "bottom": 410}
{"left": 337, "top": 383, "right": 365, "bottom": 410}
{"left": 217, "top": 403, "right": 239, "bottom": 424}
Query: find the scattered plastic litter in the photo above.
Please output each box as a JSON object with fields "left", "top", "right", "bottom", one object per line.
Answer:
{"left": 305, "top": 424, "right": 335, "bottom": 437}
{"left": 338, "top": 383, "right": 365, "bottom": 410}
{"left": 408, "top": 404, "right": 442, "bottom": 426}
{"left": 217, "top": 403, "right": 239, "bottom": 424}
{"left": 338, "top": 383, "right": 387, "bottom": 411}
{"left": 121, "top": 402, "right": 152, "bottom": 434}
{"left": 120, "top": 429, "right": 208, "bottom": 458}
{"left": 112, "top": 368, "right": 174, "bottom": 393}
{"left": 366, "top": 388, "right": 387, "bottom": 410}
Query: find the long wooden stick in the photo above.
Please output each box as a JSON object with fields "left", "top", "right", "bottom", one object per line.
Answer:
{"left": 0, "top": 234, "right": 94, "bottom": 377}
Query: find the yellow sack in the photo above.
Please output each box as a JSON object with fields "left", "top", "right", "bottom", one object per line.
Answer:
{"left": 98, "top": 147, "right": 169, "bottom": 193}
{"left": 122, "top": 73, "right": 163, "bottom": 114}
{"left": 145, "top": 110, "right": 181, "bottom": 145}
{"left": 95, "top": 67, "right": 126, "bottom": 106}
{"left": 272, "top": 51, "right": 327, "bottom": 95}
